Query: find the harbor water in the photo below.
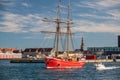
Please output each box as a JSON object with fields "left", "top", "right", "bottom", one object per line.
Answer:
{"left": 0, "top": 60, "right": 120, "bottom": 80}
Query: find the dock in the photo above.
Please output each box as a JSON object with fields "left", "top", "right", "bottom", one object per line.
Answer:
{"left": 10, "top": 58, "right": 120, "bottom": 63}
{"left": 84, "top": 59, "right": 120, "bottom": 63}
{"left": 10, "top": 58, "right": 45, "bottom": 63}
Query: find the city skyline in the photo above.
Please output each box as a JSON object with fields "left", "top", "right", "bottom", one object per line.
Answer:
{"left": 0, "top": 0, "right": 120, "bottom": 49}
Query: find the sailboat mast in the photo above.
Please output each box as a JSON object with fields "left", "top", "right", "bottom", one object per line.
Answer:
{"left": 67, "top": 0, "right": 70, "bottom": 56}
{"left": 55, "top": 0, "right": 61, "bottom": 57}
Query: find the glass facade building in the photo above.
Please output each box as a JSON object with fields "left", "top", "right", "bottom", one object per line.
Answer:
{"left": 118, "top": 35, "right": 120, "bottom": 47}
{"left": 88, "top": 47, "right": 120, "bottom": 52}
{"left": 87, "top": 47, "right": 120, "bottom": 55}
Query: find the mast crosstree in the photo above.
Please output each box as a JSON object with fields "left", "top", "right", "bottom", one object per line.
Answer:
{"left": 42, "top": 0, "right": 73, "bottom": 58}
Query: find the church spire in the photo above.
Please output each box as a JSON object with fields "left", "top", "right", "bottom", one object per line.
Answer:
{"left": 81, "top": 36, "right": 84, "bottom": 51}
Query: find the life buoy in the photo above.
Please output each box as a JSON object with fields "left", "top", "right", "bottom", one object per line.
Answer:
{"left": 57, "top": 64, "right": 60, "bottom": 67}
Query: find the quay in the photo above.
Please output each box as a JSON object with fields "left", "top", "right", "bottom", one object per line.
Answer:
{"left": 84, "top": 59, "right": 120, "bottom": 63}
{"left": 10, "top": 58, "right": 45, "bottom": 63}
{"left": 10, "top": 58, "right": 120, "bottom": 63}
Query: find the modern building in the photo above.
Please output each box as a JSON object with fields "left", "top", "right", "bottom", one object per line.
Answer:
{"left": 87, "top": 35, "right": 120, "bottom": 59}
{"left": 118, "top": 35, "right": 120, "bottom": 47}
{"left": 88, "top": 47, "right": 120, "bottom": 51}
{"left": 87, "top": 47, "right": 120, "bottom": 59}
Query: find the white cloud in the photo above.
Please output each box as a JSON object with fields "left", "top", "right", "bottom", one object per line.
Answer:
{"left": 72, "top": 20, "right": 120, "bottom": 33}
{"left": 0, "top": 12, "right": 56, "bottom": 33}
{"left": 95, "top": 0, "right": 120, "bottom": 8}
{"left": 0, "top": 22, "right": 22, "bottom": 33}
{"left": 21, "top": 3, "right": 29, "bottom": 7}
{"left": 107, "top": 10, "right": 120, "bottom": 21}
{"left": 72, "top": 0, "right": 120, "bottom": 34}
{"left": 78, "top": 14, "right": 113, "bottom": 20}
{"left": 0, "top": 0, "right": 120, "bottom": 35}
{"left": 75, "top": 0, "right": 120, "bottom": 9}
{"left": 75, "top": 1, "right": 95, "bottom": 9}
{"left": 78, "top": 10, "right": 120, "bottom": 21}
{"left": 0, "top": 11, "right": 119, "bottom": 34}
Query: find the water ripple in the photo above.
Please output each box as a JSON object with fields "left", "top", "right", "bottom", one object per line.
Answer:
{"left": 0, "top": 60, "right": 120, "bottom": 80}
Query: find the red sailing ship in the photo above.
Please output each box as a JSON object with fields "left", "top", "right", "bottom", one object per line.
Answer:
{"left": 46, "top": 58, "right": 85, "bottom": 69}
{"left": 44, "top": 0, "right": 85, "bottom": 69}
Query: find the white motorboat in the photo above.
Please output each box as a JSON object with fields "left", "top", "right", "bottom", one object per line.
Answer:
{"left": 95, "top": 63, "right": 120, "bottom": 70}
{"left": 95, "top": 63, "right": 106, "bottom": 70}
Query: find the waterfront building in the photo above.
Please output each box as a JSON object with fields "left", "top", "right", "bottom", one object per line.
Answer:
{"left": 0, "top": 48, "right": 22, "bottom": 59}
{"left": 118, "top": 35, "right": 120, "bottom": 47}
{"left": 87, "top": 47, "right": 120, "bottom": 59}
{"left": 0, "top": 48, "right": 16, "bottom": 53}
{"left": 87, "top": 47, "right": 120, "bottom": 53}
{"left": 22, "top": 48, "right": 53, "bottom": 58}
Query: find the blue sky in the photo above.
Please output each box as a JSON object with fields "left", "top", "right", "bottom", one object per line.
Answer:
{"left": 0, "top": 0, "right": 120, "bottom": 50}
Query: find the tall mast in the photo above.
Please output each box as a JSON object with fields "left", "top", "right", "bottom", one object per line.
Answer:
{"left": 67, "top": 0, "right": 70, "bottom": 56}
{"left": 55, "top": 0, "right": 61, "bottom": 57}
{"left": 42, "top": 0, "right": 61, "bottom": 58}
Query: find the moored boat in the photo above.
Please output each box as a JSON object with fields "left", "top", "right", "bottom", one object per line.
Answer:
{"left": 44, "top": 0, "right": 85, "bottom": 69}
{"left": 46, "top": 57, "right": 85, "bottom": 69}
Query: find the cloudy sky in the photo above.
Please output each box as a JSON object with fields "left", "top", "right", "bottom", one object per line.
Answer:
{"left": 0, "top": 0, "right": 120, "bottom": 49}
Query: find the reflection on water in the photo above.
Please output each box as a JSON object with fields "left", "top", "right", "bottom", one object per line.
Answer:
{"left": 0, "top": 60, "right": 120, "bottom": 80}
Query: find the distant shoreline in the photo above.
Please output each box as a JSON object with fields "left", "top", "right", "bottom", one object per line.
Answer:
{"left": 84, "top": 59, "right": 120, "bottom": 63}
{"left": 0, "top": 58, "right": 120, "bottom": 63}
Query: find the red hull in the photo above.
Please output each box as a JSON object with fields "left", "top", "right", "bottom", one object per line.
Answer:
{"left": 45, "top": 57, "right": 85, "bottom": 69}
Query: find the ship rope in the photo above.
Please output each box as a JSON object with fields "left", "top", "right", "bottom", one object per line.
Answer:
{"left": 40, "top": 33, "right": 54, "bottom": 48}
{"left": 70, "top": 30, "right": 75, "bottom": 51}
{"left": 60, "top": 33, "right": 65, "bottom": 51}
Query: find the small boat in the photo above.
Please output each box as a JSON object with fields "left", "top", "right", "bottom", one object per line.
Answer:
{"left": 44, "top": 0, "right": 85, "bottom": 69}
{"left": 95, "top": 63, "right": 106, "bottom": 70}
{"left": 95, "top": 62, "right": 120, "bottom": 70}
